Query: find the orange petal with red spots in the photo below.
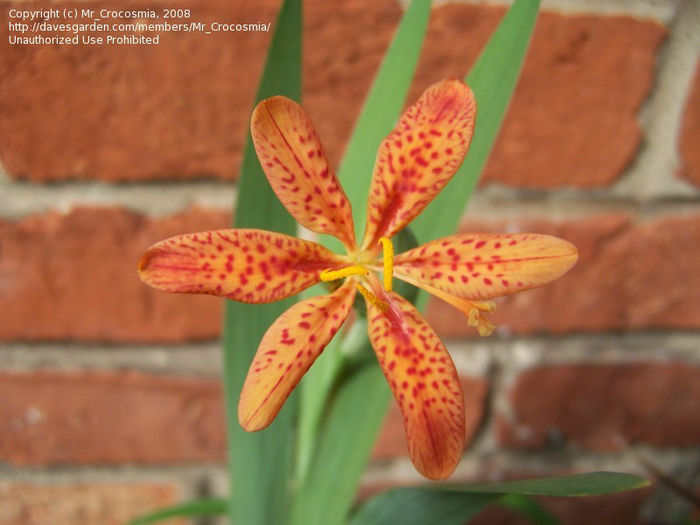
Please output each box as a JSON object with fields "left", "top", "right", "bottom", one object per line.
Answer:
{"left": 239, "top": 280, "right": 356, "bottom": 431}
{"left": 251, "top": 96, "right": 357, "bottom": 250}
{"left": 365, "top": 291, "right": 465, "bottom": 480}
{"left": 394, "top": 233, "right": 578, "bottom": 301}
{"left": 361, "top": 80, "right": 476, "bottom": 251}
{"left": 138, "top": 229, "right": 345, "bottom": 303}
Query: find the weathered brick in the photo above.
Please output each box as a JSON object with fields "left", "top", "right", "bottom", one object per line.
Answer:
{"left": 426, "top": 214, "right": 700, "bottom": 337}
{"left": 0, "top": 206, "right": 227, "bottom": 342}
{"left": 0, "top": 370, "right": 225, "bottom": 465}
{"left": 0, "top": 482, "right": 182, "bottom": 525}
{"left": 373, "top": 375, "right": 488, "bottom": 458}
{"left": 0, "top": 0, "right": 398, "bottom": 182}
{"left": 679, "top": 64, "right": 700, "bottom": 185}
{"left": 0, "top": 0, "right": 275, "bottom": 182}
{"left": 0, "top": 368, "right": 484, "bottom": 465}
{"left": 498, "top": 363, "right": 700, "bottom": 450}
{"left": 411, "top": 6, "right": 666, "bottom": 188}
{"left": 0, "top": 2, "right": 664, "bottom": 187}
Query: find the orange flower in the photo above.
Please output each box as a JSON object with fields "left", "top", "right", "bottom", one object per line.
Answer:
{"left": 138, "top": 80, "right": 577, "bottom": 479}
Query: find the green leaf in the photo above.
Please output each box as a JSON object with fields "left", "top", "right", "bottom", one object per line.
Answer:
{"left": 498, "top": 494, "right": 560, "bottom": 525}
{"left": 458, "top": 472, "right": 649, "bottom": 496}
{"left": 291, "top": 363, "right": 390, "bottom": 525}
{"left": 351, "top": 489, "right": 499, "bottom": 525}
{"left": 129, "top": 499, "right": 226, "bottom": 525}
{"left": 295, "top": 332, "right": 344, "bottom": 481}
{"left": 351, "top": 473, "right": 650, "bottom": 525}
{"left": 292, "top": 2, "right": 432, "bottom": 523}
{"left": 221, "top": 1, "right": 302, "bottom": 524}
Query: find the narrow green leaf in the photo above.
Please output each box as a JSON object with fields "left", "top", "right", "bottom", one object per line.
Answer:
{"left": 291, "top": 364, "right": 390, "bottom": 525}
{"left": 293, "top": 2, "right": 432, "bottom": 522}
{"left": 350, "top": 489, "right": 498, "bottom": 525}
{"left": 129, "top": 499, "right": 226, "bottom": 525}
{"left": 352, "top": 473, "right": 649, "bottom": 525}
{"left": 498, "top": 494, "right": 560, "bottom": 525}
{"left": 222, "top": 1, "right": 302, "bottom": 524}
{"left": 411, "top": 0, "right": 541, "bottom": 312}
{"left": 458, "top": 472, "right": 650, "bottom": 496}
{"left": 295, "top": 332, "right": 344, "bottom": 481}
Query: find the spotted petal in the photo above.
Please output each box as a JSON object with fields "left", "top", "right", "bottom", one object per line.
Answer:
{"left": 394, "top": 233, "right": 578, "bottom": 301}
{"left": 138, "top": 229, "right": 345, "bottom": 303}
{"left": 365, "top": 291, "right": 465, "bottom": 480}
{"left": 251, "top": 96, "right": 357, "bottom": 250}
{"left": 239, "top": 279, "right": 356, "bottom": 431}
{"left": 361, "top": 80, "right": 476, "bottom": 251}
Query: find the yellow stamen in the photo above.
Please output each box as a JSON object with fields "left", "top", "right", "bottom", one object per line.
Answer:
{"left": 378, "top": 237, "right": 394, "bottom": 292}
{"left": 468, "top": 308, "right": 496, "bottom": 337}
{"left": 356, "top": 283, "right": 389, "bottom": 312}
{"left": 320, "top": 266, "right": 368, "bottom": 282}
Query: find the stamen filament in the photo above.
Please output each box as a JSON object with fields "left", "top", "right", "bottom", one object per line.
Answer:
{"left": 356, "top": 283, "right": 389, "bottom": 312}
{"left": 379, "top": 237, "right": 394, "bottom": 292}
{"left": 320, "top": 266, "right": 368, "bottom": 282}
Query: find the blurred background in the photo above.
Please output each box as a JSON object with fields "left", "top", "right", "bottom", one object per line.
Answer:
{"left": 0, "top": 0, "right": 698, "bottom": 523}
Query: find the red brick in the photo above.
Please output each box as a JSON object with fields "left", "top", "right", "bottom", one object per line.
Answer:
{"left": 0, "top": 370, "right": 225, "bottom": 465}
{"left": 0, "top": 482, "right": 182, "bottom": 525}
{"left": 373, "top": 375, "right": 488, "bottom": 458}
{"left": 1, "top": 3, "right": 664, "bottom": 187}
{"left": 679, "top": 64, "right": 700, "bottom": 185}
{"left": 0, "top": 367, "right": 484, "bottom": 465}
{"left": 411, "top": 6, "right": 666, "bottom": 188}
{"left": 0, "top": 0, "right": 276, "bottom": 182}
{"left": 498, "top": 363, "right": 700, "bottom": 450}
{"left": 426, "top": 213, "right": 700, "bottom": 337}
{"left": 0, "top": 0, "right": 399, "bottom": 182}
{"left": 0, "top": 206, "right": 227, "bottom": 342}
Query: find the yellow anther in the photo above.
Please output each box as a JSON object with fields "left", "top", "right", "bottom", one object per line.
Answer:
{"left": 468, "top": 308, "right": 496, "bottom": 337}
{"left": 378, "top": 237, "right": 394, "bottom": 292}
{"left": 356, "top": 283, "right": 389, "bottom": 312}
{"left": 320, "top": 266, "right": 368, "bottom": 282}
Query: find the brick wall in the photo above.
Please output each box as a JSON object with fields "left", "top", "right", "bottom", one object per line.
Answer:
{"left": 1, "top": 0, "right": 698, "bottom": 523}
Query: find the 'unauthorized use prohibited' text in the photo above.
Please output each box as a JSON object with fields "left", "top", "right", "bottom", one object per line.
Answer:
{"left": 6, "top": 8, "right": 271, "bottom": 46}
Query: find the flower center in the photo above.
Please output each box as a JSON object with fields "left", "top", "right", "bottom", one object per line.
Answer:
{"left": 319, "top": 237, "right": 395, "bottom": 312}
